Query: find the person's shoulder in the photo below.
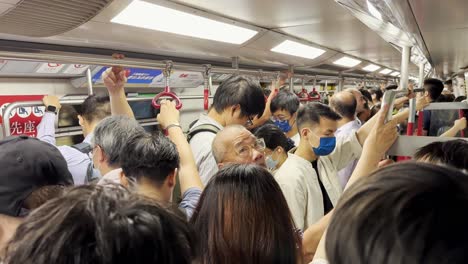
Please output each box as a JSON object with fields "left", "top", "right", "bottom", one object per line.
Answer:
{"left": 276, "top": 155, "right": 310, "bottom": 179}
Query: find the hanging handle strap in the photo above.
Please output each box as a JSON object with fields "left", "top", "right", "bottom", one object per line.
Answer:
{"left": 203, "top": 65, "right": 212, "bottom": 111}
{"left": 152, "top": 61, "right": 183, "bottom": 110}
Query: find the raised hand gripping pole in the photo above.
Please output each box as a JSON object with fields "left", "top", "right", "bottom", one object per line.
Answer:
{"left": 152, "top": 61, "right": 183, "bottom": 110}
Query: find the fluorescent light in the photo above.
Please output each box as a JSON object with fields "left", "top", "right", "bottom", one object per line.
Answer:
{"left": 333, "top": 56, "right": 362, "bottom": 67}
{"left": 390, "top": 71, "right": 400, "bottom": 76}
{"left": 271, "top": 40, "right": 326, "bottom": 60}
{"left": 379, "top": 68, "right": 392, "bottom": 74}
{"left": 112, "top": 0, "right": 258, "bottom": 44}
{"left": 363, "top": 64, "right": 381, "bottom": 72}
{"left": 367, "top": 0, "right": 383, "bottom": 20}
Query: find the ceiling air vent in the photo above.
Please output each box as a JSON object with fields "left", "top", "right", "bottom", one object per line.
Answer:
{"left": 0, "top": 0, "right": 114, "bottom": 37}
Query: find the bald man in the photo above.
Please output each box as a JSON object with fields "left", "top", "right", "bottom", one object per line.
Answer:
{"left": 212, "top": 125, "right": 265, "bottom": 168}
{"left": 345, "top": 88, "right": 366, "bottom": 116}
{"left": 330, "top": 91, "right": 361, "bottom": 188}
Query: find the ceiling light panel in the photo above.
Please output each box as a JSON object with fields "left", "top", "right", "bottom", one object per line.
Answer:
{"left": 390, "top": 71, "right": 400, "bottom": 76}
{"left": 363, "top": 64, "right": 381, "bottom": 72}
{"left": 333, "top": 56, "right": 362, "bottom": 67}
{"left": 379, "top": 69, "right": 392, "bottom": 74}
{"left": 112, "top": 0, "right": 258, "bottom": 44}
{"left": 271, "top": 40, "right": 326, "bottom": 60}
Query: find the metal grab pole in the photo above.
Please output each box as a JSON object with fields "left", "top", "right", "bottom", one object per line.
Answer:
{"left": 86, "top": 68, "right": 93, "bottom": 95}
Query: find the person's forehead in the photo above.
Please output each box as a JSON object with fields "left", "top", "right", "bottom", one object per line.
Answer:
{"left": 317, "top": 117, "right": 338, "bottom": 132}
{"left": 231, "top": 130, "right": 255, "bottom": 146}
{"left": 273, "top": 109, "right": 291, "bottom": 117}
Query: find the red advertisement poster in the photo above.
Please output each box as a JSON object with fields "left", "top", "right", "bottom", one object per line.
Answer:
{"left": 0, "top": 95, "right": 45, "bottom": 137}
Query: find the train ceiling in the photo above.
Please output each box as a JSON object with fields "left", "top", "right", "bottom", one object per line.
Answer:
{"left": 0, "top": 0, "right": 444, "bottom": 79}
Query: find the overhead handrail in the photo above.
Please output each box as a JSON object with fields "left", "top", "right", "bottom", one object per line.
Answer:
{"left": 151, "top": 61, "right": 183, "bottom": 110}
{"left": 1, "top": 95, "right": 213, "bottom": 137}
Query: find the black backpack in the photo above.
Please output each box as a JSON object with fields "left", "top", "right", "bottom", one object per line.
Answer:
{"left": 186, "top": 119, "right": 221, "bottom": 142}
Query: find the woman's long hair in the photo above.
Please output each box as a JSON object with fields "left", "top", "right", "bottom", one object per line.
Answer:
{"left": 191, "top": 164, "right": 302, "bottom": 264}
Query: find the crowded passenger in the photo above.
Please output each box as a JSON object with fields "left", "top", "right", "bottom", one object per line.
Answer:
{"left": 274, "top": 102, "right": 365, "bottom": 230}
{"left": 270, "top": 90, "right": 301, "bottom": 145}
{"left": 92, "top": 116, "right": 145, "bottom": 184}
{"left": 329, "top": 91, "right": 360, "bottom": 188}
{"left": 191, "top": 164, "right": 302, "bottom": 264}
{"left": 0, "top": 136, "right": 73, "bottom": 254}
{"left": 422, "top": 78, "right": 444, "bottom": 136}
{"left": 211, "top": 125, "right": 266, "bottom": 167}
{"left": 4, "top": 185, "right": 197, "bottom": 264}
{"left": 254, "top": 124, "right": 295, "bottom": 173}
{"left": 117, "top": 100, "right": 203, "bottom": 219}
{"left": 414, "top": 139, "right": 468, "bottom": 170}
{"left": 36, "top": 67, "right": 134, "bottom": 185}
{"left": 188, "top": 75, "right": 266, "bottom": 184}
{"left": 38, "top": 95, "right": 110, "bottom": 184}
{"left": 325, "top": 162, "right": 468, "bottom": 264}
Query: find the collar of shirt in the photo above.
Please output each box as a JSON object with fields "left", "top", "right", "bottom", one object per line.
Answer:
{"left": 97, "top": 168, "right": 122, "bottom": 185}
{"left": 83, "top": 133, "right": 94, "bottom": 145}
{"left": 336, "top": 119, "right": 361, "bottom": 137}
{"left": 198, "top": 114, "right": 224, "bottom": 130}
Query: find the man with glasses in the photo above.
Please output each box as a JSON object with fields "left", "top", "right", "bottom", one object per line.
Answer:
{"left": 212, "top": 125, "right": 266, "bottom": 168}
{"left": 188, "top": 75, "right": 266, "bottom": 184}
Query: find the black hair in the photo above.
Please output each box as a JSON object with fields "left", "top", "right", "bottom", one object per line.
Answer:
{"left": 385, "top": 85, "right": 398, "bottom": 91}
{"left": 254, "top": 124, "right": 295, "bottom": 152}
{"left": 212, "top": 75, "right": 266, "bottom": 118}
{"left": 424, "top": 78, "right": 444, "bottom": 101}
{"left": 454, "top": 96, "right": 467, "bottom": 102}
{"left": 270, "top": 90, "right": 300, "bottom": 115}
{"left": 359, "top": 88, "right": 373, "bottom": 103}
{"left": 5, "top": 185, "right": 197, "bottom": 264}
{"left": 297, "top": 102, "right": 341, "bottom": 130}
{"left": 436, "top": 94, "right": 455, "bottom": 102}
{"left": 444, "top": 79, "right": 453, "bottom": 85}
{"left": 191, "top": 164, "right": 301, "bottom": 264}
{"left": 414, "top": 140, "right": 468, "bottom": 170}
{"left": 326, "top": 162, "right": 468, "bottom": 264}
{"left": 330, "top": 92, "right": 357, "bottom": 120}
{"left": 77, "top": 95, "right": 111, "bottom": 123}
{"left": 370, "top": 88, "right": 383, "bottom": 102}
{"left": 121, "top": 133, "right": 180, "bottom": 186}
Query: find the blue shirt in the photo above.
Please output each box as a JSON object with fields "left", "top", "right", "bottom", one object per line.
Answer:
{"left": 335, "top": 119, "right": 361, "bottom": 189}
{"left": 180, "top": 187, "right": 202, "bottom": 220}
{"left": 36, "top": 112, "right": 100, "bottom": 185}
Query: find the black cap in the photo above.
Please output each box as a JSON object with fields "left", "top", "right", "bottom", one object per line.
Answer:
{"left": 0, "top": 136, "right": 73, "bottom": 216}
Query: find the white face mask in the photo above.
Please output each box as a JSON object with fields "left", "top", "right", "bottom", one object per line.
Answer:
{"left": 265, "top": 155, "right": 279, "bottom": 171}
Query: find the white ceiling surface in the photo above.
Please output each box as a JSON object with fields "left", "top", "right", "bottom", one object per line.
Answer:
{"left": 409, "top": 0, "right": 468, "bottom": 77}
{"left": 0, "top": 0, "right": 414, "bottom": 75}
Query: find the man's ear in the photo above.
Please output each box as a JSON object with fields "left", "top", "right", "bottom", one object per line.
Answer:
{"left": 166, "top": 168, "right": 177, "bottom": 188}
{"left": 218, "top": 163, "right": 225, "bottom": 169}
{"left": 120, "top": 171, "right": 129, "bottom": 187}
{"left": 78, "top": 115, "right": 84, "bottom": 127}
{"left": 95, "top": 146, "right": 106, "bottom": 163}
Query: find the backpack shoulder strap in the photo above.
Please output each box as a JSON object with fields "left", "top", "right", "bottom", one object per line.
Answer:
{"left": 187, "top": 124, "right": 221, "bottom": 142}
{"left": 71, "top": 142, "right": 93, "bottom": 154}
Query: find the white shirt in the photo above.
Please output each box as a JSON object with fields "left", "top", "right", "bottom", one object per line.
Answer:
{"left": 274, "top": 132, "right": 362, "bottom": 230}
{"left": 335, "top": 119, "right": 362, "bottom": 188}
{"left": 291, "top": 133, "right": 300, "bottom": 146}
{"left": 189, "top": 114, "right": 223, "bottom": 185}
{"left": 97, "top": 168, "right": 123, "bottom": 185}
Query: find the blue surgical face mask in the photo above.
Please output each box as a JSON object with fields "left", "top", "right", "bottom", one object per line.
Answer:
{"left": 265, "top": 155, "right": 279, "bottom": 171}
{"left": 312, "top": 137, "right": 336, "bottom": 156}
{"left": 274, "top": 120, "right": 292, "bottom": 133}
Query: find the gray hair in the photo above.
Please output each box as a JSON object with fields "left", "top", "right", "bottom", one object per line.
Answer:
{"left": 92, "top": 116, "right": 145, "bottom": 167}
{"left": 212, "top": 125, "right": 246, "bottom": 163}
